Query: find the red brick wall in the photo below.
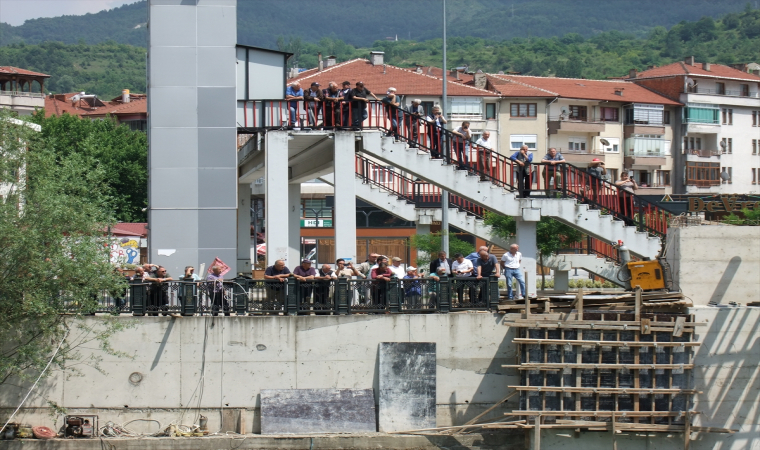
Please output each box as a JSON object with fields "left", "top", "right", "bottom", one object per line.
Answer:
{"left": 632, "top": 77, "right": 684, "bottom": 102}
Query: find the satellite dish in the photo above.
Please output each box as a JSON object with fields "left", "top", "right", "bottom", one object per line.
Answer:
{"left": 720, "top": 170, "right": 730, "bottom": 181}
{"left": 719, "top": 140, "right": 727, "bottom": 149}
{"left": 600, "top": 138, "right": 611, "bottom": 146}
{"left": 685, "top": 77, "right": 695, "bottom": 87}
{"left": 561, "top": 107, "right": 568, "bottom": 114}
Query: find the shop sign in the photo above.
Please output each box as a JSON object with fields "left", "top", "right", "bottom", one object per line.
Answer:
{"left": 688, "top": 196, "right": 760, "bottom": 213}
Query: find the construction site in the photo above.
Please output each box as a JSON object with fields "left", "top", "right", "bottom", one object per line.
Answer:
{"left": 2, "top": 1, "right": 760, "bottom": 449}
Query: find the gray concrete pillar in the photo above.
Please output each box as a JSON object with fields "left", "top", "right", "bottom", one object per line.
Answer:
{"left": 265, "top": 131, "right": 290, "bottom": 267}
{"left": 554, "top": 270, "right": 569, "bottom": 291}
{"left": 288, "top": 183, "right": 301, "bottom": 266}
{"left": 415, "top": 222, "right": 431, "bottom": 268}
{"left": 333, "top": 131, "right": 357, "bottom": 264}
{"left": 516, "top": 218, "right": 538, "bottom": 298}
{"left": 237, "top": 183, "right": 252, "bottom": 274}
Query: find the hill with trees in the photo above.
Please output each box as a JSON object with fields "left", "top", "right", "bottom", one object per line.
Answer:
{"left": 2, "top": 8, "right": 759, "bottom": 98}
{"left": 0, "top": 0, "right": 753, "bottom": 48}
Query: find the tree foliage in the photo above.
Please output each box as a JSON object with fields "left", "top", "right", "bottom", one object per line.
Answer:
{"left": 411, "top": 232, "right": 474, "bottom": 270}
{"left": 29, "top": 112, "right": 148, "bottom": 223}
{"left": 0, "top": 109, "right": 132, "bottom": 388}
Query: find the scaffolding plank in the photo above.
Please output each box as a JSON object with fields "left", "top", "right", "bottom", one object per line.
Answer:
{"left": 508, "top": 386, "right": 698, "bottom": 395}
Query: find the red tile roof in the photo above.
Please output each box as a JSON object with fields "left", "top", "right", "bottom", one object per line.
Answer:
{"left": 45, "top": 93, "right": 147, "bottom": 119}
{"left": 488, "top": 74, "right": 681, "bottom": 105}
{"left": 111, "top": 223, "right": 148, "bottom": 237}
{"left": 634, "top": 61, "right": 760, "bottom": 82}
{"left": 83, "top": 98, "right": 147, "bottom": 117}
{"left": 484, "top": 75, "right": 556, "bottom": 98}
{"left": 0, "top": 66, "right": 50, "bottom": 78}
{"left": 44, "top": 93, "right": 101, "bottom": 118}
{"left": 292, "top": 59, "right": 497, "bottom": 97}
{"left": 415, "top": 66, "right": 474, "bottom": 83}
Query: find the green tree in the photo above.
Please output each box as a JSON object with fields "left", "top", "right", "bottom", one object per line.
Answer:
{"left": 484, "top": 213, "right": 584, "bottom": 289}
{"left": 0, "top": 109, "right": 133, "bottom": 390}
{"left": 410, "top": 232, "right": 474, "bottom": 271}
{"left": 29, "top": 112, "right": 148, "bottom": 222}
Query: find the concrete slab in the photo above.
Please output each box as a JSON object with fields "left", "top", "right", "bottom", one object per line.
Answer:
{"left": 378, "top": 342, "right": 436, "bottom": 433}
{"left": 260, "top": 389, "right": 376, "bottom": 434}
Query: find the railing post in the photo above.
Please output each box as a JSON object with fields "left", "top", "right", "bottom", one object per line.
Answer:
{"left": 286, "top": 278, "right": 299, "bottom": 316}
{"left": 180, "top": 282, "right": 196, "bottom": 316}
{"left": 388, "top": 275, "right": 401, "bottom": 313}
{"left": 233, "top": 276, "right": 249, "bottom": 315}
{"left": 336, "top": 278, "right": 349, "bottom": 315}
{"left": 438, "top": 276, "right": 451, "bottom": 313}
{"left": 130, "top": 280, "right": 147, "bottom": 316}
{"left": 488, "top": 275, "right": 500, "bottom": 311}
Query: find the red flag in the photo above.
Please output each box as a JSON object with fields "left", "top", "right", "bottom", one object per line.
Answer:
{"left": 208, "top": 257, "right": 231, "bottom": 277}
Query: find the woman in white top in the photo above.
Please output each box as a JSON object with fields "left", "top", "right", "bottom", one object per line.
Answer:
{"left": 451, "top": 253, "right": 476, "bottom": 306}
{"left": 614, "top": 171, "right": 638, "bottom": 226}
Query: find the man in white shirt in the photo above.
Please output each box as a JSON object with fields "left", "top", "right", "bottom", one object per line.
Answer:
{"left": 500, "top": 244, "right": 526, "bottom": 300}
{"left": 475, "top": 131, "right": 492, "bottom": 181}
{"left": 389, "top": 256, "right": 406, "bottom": 278}
{"left": 451, "top": 253, "right": 476, "bottom": 305}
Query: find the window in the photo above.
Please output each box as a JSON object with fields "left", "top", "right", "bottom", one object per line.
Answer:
{"left": 601, "top": 137, "right": 619, "bottom": 153}
{"left": 510, "top": 103, "right": 537, "bottom": 118}
{"left": 721, "top": 138, "right": 732, "bottom": 154}
{"left": 600, "top": 107, "right": 619, "bottom": 122}
{"left": 722, "top": 108, "right": 733, "bottom": 125}
{"left": 624, "top": 103, "right": 664, "bottom": 125}
{"left": 450, "top": 97, "right": 482, "bottom": 115}
{"left": 625, "top": 135, "right": 669, "bottom": 156}
{"left": 567, "top": 136, "right": 587, "bottom": 152}
{"left": 741, "top": 84, "right": 750, "bottom": 97}
{"left": 753, "top": 111, "right": 759, "bottom": 127}
{"left": 510, "top": 134, "right": 537, "bottom": 151}
{"left": 371, "top": 165, "right": 394, "bottom": 185}
{"left": 716, "top": 82, "right": 725, "bottom": 95}
{"left": 663, "top": 110, "right": 671, "bottom": 125}
{"left": 684, "top": 104, "right": 719, "bottom": 124}
{"left": 606, "top": 168, "right": 618, "bottom": 182}
{"left": 752, "top": 168, "right": 757, "bottom": 185}
{"left": 721, "top": 167, "right": 733, "bottom": 184}
{"left": 302, "top": 199, "right": 331, "bottom": 219}
{"left": 684, "top": 137, "right": 702, "bottom": 151}
{"left": 655, "top": 170, "right": 671, "bottom": 187}
{"left": 753, "top": 139, "right": 758, "bottom": 155}
{"left": 124, "top": 120, "right": 147, "bottom": 132}
{"left": 633, "top": 170, "right": 651, "bottom": 186}
{"left": 686, "top": 162, "right": 721, "bottom": 186}
{"left": 421, "top": 101, "right": 435, "bottom": 117}
{"left": 485, "top": 103, "right": 496, "bottom": 120}
{"left": 568, "top": 105, "right": 587, "bottom": 121}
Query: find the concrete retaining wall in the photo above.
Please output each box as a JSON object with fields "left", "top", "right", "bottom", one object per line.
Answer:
{"left": 667, "top": 225, "right": 760, "bottom": 306}
{"left": 2, "top": 308, "right": 759, "bottom": 449}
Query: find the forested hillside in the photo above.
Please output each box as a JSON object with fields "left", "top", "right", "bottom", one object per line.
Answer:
{"left": 2, "top": 9, "right": 760, "bottom": 98}
{"left": 0, "top": 0, "right": 752, "bottom": 48}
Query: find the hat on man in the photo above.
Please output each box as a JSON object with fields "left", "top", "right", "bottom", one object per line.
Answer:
{"left": 406, "top": 266, "right": 417, "bottom": 272}
{"left": 392, "top": 256, "right": 402, "bottom": 262}
{"left": 591, "top": 158, "right": 601, "bottom": 162}
{"left": 301, "top": 258, "right": 312, "bottom": 263}
{"left": 311, "top": 82, "right": 320, "bottom": 87}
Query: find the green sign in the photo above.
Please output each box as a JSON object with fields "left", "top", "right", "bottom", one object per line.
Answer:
{"left": 301, "top": 219, "right": 333, "bottom": 227}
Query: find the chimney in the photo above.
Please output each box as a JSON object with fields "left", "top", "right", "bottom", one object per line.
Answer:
{"left": 416, "top": 66, "right": 423, "bottom": 74}
{"left": 318, "top": 52, "right": 323, "bottom": 71}
{"left": 684, "top": 56, "right": 695, "bottom": 66}
{"left": 628, "top": 69, "right": 637, "bottom": 79}
{"left": 450, "top": 68, "right": 459, "bottom": 80}
{"left": 614, "top": 88, "right": 624, "bottom": 96}
{"left": 383, "top": 64, "right": 386, "bottom": 74}
{"left": 474, "top": 72, "right": 487, "bottom": 90}
{"left": 326, "top": 55, "right": 337, "bottom": 67}
{"left": 369, "top": 51, "right": 384, "bottom": 66}
{"left": 122, "top": 89, "right": 130, "bottom": 103}
{"left": 702, "top": 62, "right": 711, "bottom": 72}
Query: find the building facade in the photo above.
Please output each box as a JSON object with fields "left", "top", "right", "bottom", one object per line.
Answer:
{"left": 0, "top": 66, "right": 49, "bottom": 116}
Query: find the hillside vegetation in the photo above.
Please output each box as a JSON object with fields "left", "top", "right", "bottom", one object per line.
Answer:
{"left": 2, "top": 9, "right": 759, "bottom": 98}
{"left": 0, "top": 0, "right": 752, "bottom": 48}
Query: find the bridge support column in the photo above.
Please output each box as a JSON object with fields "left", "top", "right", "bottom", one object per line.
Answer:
{"left": 516, "top": 212, "right": 538, "bottom": 298}
{"left": 266, "top": 131, "right": 300, "bottom": 267}
{"left": 333, "top": 131, "right": 357, "bottom": 264}
{"left": 554, "top": 269, "right": 569, "bottom": 291}
{"left": 237, "top": 183, "right": 252, "bottom": 274}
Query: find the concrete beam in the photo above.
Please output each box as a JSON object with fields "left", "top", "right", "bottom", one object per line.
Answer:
{"left": 333, "top": 131, "right": 357, "bottom": 264}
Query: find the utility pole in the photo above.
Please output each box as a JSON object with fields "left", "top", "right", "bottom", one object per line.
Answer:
{"left": 441, "top": 0, "right": 449, "bottom": 256}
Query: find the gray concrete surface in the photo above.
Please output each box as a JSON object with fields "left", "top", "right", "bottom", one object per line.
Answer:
{"left": 667, "top": 226, "right": 760, "bottom": 306}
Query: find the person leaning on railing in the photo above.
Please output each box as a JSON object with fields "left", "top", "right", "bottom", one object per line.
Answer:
{"left": 585, "top": 158, "right": 607, "bottom": 202}
{"left": 614, "top": 171, "right": 638, "bottom": 226}
{"left": 315, "top": 264, "right": 337, "bottom": 307}
{"left": 427, "top": 266, "right": 448, "bottom": 307}
{"left": 293, "top": 259, "right": 317, "bottom": 305}
{"left": 264, "top": 259, "right": 291, "bottom": 304}
{"left": 206, "top": 265, "right": 229, "bottom": 316}
{"left": 382, "top": 87, "right": 401, "bottom": 140}
{"left": 144, "top": 266, "right": 173, "bottom": 316}
{"left": 323, "top": 82, "right": 343, "bottom": 128}
{"left": 338, "top": 81, "right": 352, "bottom": 127}
{"left": 370, "top": 256, "right": 393, "bottom": 307}
{"left": 451, "top": 121, "right": 472, "bottom": 171}
{"left": 347, "top": 81, "right": 379, "bottom": 128}
{"left": 408, "top": 99, "right": 425, "bottom": 148}
{"left": 303, "top": 82, "right": 324, "bottom": 128}
{"left": 425, "top": 105, "right": 447, "bottom": 158}
{"left": 285, "top": 81, "right": 304, "bottom": 127}
{"left": 402, "top": 266, "right": 422, "bottom": 305}
{"left": 452, "top": 253, "right": 476, "bottom": 306}
{"left": 475, "top": 131, "right": 492, "bottom": 181}
{"left": 509, "top": 145, "right": 533, "bottom": 198}
{"left": 541, "top": 147, "right": 565, "bottom": 193}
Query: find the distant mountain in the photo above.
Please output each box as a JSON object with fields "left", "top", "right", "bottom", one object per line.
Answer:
{"left": 0, "top": 0, "right": 752, "bottom": 49}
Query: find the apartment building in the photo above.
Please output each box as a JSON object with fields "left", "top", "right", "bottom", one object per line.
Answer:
{"left": 631, "top": 57, "right": 760, "bottom": 195}
{"left": 477, "top": 74, "right": 681, "bottom": 194}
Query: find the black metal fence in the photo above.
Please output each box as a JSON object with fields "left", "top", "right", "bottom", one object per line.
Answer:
{"left": 71, "top": 276, "right": 501, "bottom": 316}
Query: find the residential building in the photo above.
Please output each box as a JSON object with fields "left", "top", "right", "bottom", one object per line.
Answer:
{"left": 45, "top": 91, "right": 147, "bottom": 131}
{"left": 477, "top": 73, "right": 681, "bottom": 194}
{"left": 0, "top": 66, "right": 49, "bottom": 115}
{"left": 630, "top": 57, "right": 760, "bottom": 195}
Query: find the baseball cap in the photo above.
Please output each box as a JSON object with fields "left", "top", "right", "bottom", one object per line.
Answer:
{"left": 406, "top": 266, "right": 417, "bottom": 272}
{"left": 591, "top": 158, "right": 601, "bottom": 162}
{"left": 311, "top": 82, "right": 320, "bottom": 87}
{"left": 392, "top": 256, "right": 402, "bottom": 262}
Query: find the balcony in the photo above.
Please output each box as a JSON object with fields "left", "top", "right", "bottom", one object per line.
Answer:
{"left": 561, "top": 149, "right": 607, "bottom": 165}
{"left": 0, "top": 90, "right": 45, "bottom": 112}
{"left": 686, "top": 148, "right": 721, "bottom": 162}
{"left": 548, "top": 115, "right": 607, "bottom": 135}
{"left": 624, "top": 124, "right": 665, "bottom": 137}
{"left": 686, "top": 86, "right": 759, "bottom": 98}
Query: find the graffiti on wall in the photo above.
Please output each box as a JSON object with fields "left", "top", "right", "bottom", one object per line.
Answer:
{"left": 110, "top": 237, "right": 141, "bottom": 265}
